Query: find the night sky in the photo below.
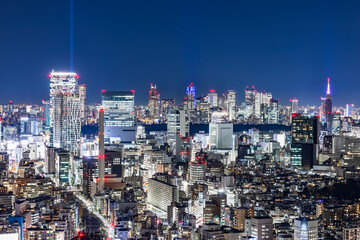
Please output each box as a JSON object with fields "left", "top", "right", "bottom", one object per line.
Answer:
{"left": 1, "top": 1, "right": 360, "bottom": 106}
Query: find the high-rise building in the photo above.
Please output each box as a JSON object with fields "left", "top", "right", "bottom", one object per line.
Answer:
{"left": 345, "top": 104, "right": 354, "bottom": 117}
{"left": 101, "top": 90, "right": 135, "bottom": 127}
{"left": 325, "top": 78, "right": 333, "bottom": 132}
{"left": 294, "top": 217, "right": 318, "bottom": 240}
{"left": 207, "top": 90, "right": 218, "bottom": 107}
{"left": 320, "top": 97, "right": 326, "bottom": 124}
{"left": 254, "top": 91, "right": 272, "bottom": 121}
{"left": 184, "top": 83, "right": 195, "bottom": 110}
{"left": 167, "top": 110, "right": 180, "bottom": 150}
{"left": 209, "top": 113, "right": 233, "bottom": 150}
{"left": 49, "top": 71, "right": 81, "bottom": 155}
{"left": 332, "top": 113, "right": 341, "bottom": 135}
{"left": 225, "top": 90, "right": 236, "bottom": 121}
{"left": 291, "top": 114, "right": 319, "bottom": 169}
{"left": 267, "top": 99, "right": 279, "bottom": 124}
{"left": 290, "top": 98, "right": 298, "bottom": 114}
{"left": 79, "top": 84, "right": 86, "bottom": 119}
{"left": 148, "top": 84, "right": 160, "bottom": 123}
{"left": 190, "top": 150, "right": 207, "bottom": 184}
{"left": 98, "top": 109, "right": 105, "bottom": 194}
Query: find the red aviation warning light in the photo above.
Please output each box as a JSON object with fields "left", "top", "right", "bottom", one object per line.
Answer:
{"left": 75, "top": 74, "right": 80, "bottom": 79}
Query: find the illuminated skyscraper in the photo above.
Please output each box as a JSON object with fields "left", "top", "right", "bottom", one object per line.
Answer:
{"left": 49, "top": 71, "right": 81, "bottom": 155}
{"left": 290, "top": 98, "right": 298, "bottom": 114}
{"left": 148, "top": 84, "right": 160, "bottom": 123}
{"left": 79, "top": 84, "right": 86, "bottom": 119}
{"left": 325, "top": 78, "right": 333, "bottom": 132}
{"left": 190, "top": 150, "right": 208, "bottom": 184}
{"left": 320, "top": 97, "right": 326, "bottom": 124}
{"left": 290, "top": 114, "right": 319, "bottom": 169}
{"left": 245, "top": 86, "right": 256, "bottom": 117}
{"left": 184, "top": 83, "right": 195, "bottom": 110}
{"left": 225, "top": 90, "right": 236, "bottom": 121}
{"left": 345, "top": 104, "right": 354, "bottom": 117}
{"left": 267, "top": 99, "right": 279, "bottom": 124}
{"left": 207, "top": 89, "right": 218, "bottom": 107}
{"left": 101, "top": 91, "right": 135, "bottom": 127}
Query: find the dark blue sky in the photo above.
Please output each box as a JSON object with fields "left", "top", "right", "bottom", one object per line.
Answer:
{"left": 1, "top": 0, "right": 360, "bottom": 106}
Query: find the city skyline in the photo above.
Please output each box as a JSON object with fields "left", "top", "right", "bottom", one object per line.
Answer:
{"left": 3, "top": 2, "right": 360, "bottom": 240}
{"left": 2, "top": 1, "right": 360, "bottom": 105}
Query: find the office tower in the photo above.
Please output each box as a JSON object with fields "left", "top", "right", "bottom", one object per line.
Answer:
{"left": 101, "top": 90, "right": 135, "bottom": 127}
{"left": 290, "top": 98, "right": 298, "bottom": 114}
{"left": 345, "top": 104, "right": 354, "bottom": 117}
{"left": 267, "top": 99, "right": 279, "bottom": 124}
{"left": 325, "top": 78, "right": 333, "bottom": 132}
{"left": 184, "top": 83, "right": 195, "bottom": 110}
{"left": 160, "top": 98, "right": 176, "bottom": 121}
{"left": 42, "top": 100, "right": 51, "bottom": 128}
{"left": 148, "top": 83, "right": 160, "bottom": 123}
{"left": 180, "top": 110, "right": 190, "bottom": 137}
{"left": 291, "top": 114, "right": 319, "bottom": 169}
{"left": 332, "top": 113, "right": 341, "bottom": 135}
{"left": 245, "top": 86, "right": 256, "bottom": 108}
{"left": 147, "top": 178, "right": 179, "bottom": 217}
{"left": 49, "top": 72, "right": 81, "bottom": 155}
{"left": 102, "top": 90, "right": 136, "bottom": 143}
{"left": 98, "top": 109, "right": 105, "bottom": 194}
{"left": 20, "top": 117, "right": 40, "bottom": 135}
{"left": 320, "top": 97, "right": 326, "bottom": 124}
{"left": 250, "top": 216, "right": 274, "bottom": 240}
{"left": 167, "top": 110, "right": 180, "bottom": 150}
{"left": 179, "top": 137, "right": 191, "bottom": 162}
{"left": 255, "top": 91, "right": 272, "bottom": 121}
{"left": 209, "top": 112, "right": 233, "bottom": 150}
{"left": 225, "top": 90, "right": 236, "bottom": 121}
{"left": 190, "top": 150, "right": 207, "bottom": 184}
{"left": 207, "top": 89, "right": 218, "bottom": 107}
{"left": 294, "top": 217, "right": 318, "bottom": 240}
{"left": 79, "top": 84, "right": 86, "bottom": 119}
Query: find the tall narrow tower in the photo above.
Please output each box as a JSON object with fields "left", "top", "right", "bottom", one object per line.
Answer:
{"left": 49, "top": 71, "right": 81, "bottom": 155}
{"left": 98, "top": 108, "right": 105, "bottom": 194}
{"left": 325, "top": 78, "right": 332, "bottom": 132}
{"left": 148, "top": 84, "right": 160, "bottom": 122}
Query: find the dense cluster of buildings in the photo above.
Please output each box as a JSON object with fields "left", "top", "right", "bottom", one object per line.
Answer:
{"left": 1, "top": 73, "right": 360, "bottom": 240}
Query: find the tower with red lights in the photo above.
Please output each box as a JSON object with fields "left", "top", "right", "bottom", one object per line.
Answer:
{"left": 148, "top": 83, "right": 160, "bottom": 123}
{"left": 49, "top": 71, "right": 82, "bottom": 156}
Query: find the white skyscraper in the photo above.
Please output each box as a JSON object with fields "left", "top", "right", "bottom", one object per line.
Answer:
{"left": 79, "top": 84, "right": 86, "bottom": 119}
{"left": 346, "top": 104, "right": 354, "bottom": 117}
{"left": 49, "top": 71, "right": 82, "bottom": 156}
{"left": 225, "top": 90, "right": 236, "bottom": 121}
{"left": 207, "top": 90, "right": 218, "bottom": 107}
